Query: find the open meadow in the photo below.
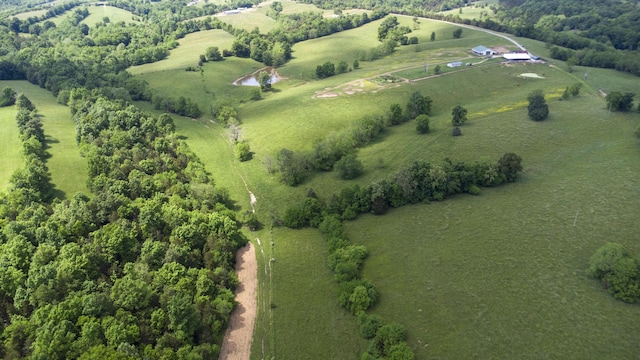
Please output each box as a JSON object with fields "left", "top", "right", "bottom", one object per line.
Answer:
{"left": 0, "top": 81, "right": 88, "bottom": 198}
{"left": 134, "top": 13, "right": 640, "bottom": 359}
{"left": 0, "top": 99, "right": 21, "bottom": 191}
{"left": 82, "top": 4, "right": 139, "bottom": 25}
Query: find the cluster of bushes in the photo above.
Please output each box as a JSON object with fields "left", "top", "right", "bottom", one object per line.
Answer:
{"left": 276, "top": 115, "right": 386, "bottom": 185}
{"left": 151, "top": 95, "right": 202, "bottom": 119}
{"left": 315, "top": 60, "right": 351, "bottom": 79}
{"left": 588, "top": 243, "right": 640, "bottom": 303}
{"left": 0, "top": 87, "right": 16, "bottom": 107}
{"left": 198, "top": 46, "right": 224, "bottom": 66}
{"left": 377, "top": 15, "right": 417, "bottom": 45}
{"left": 605, "top": 91, "right": 636, "bottom": 112}
{"left": 561, "top": 83, "right": 582, "bottom": 100}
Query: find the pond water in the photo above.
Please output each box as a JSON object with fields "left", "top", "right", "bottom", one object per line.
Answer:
{"left": 236, "top": 73, "right": 279, "bottom": 86}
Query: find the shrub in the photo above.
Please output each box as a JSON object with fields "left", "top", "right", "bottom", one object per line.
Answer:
{"left": 358, "top": 314, "right": 383, "bottom": 339}
{"left": 527, "top": 90, "right": 549, "bottom": 121}
{"left": 235, "top": 142, "right": 252, "bottom": 162}
{"left": 415, "top": 114, "right": 430, "bottom": 133}
{"left": 588, "top": 243, "right": 640, "bottom": 303}
{"left": 335, "top": 154, "right": 364, "bottom": 180}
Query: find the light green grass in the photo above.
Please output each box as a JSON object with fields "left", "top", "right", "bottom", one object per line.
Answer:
{"left": 12, "top": 9, "right": 48, "bottom": 20}
{"left": 136, "top": 17, "right": 640, "bottom": 359}
{"left": 438, "top": 0, "right": 500, "bottom": 20}
{"left": 215, "top": 8, "right": 276, "bottom": 33}
{"left": 129, "top": 29, "right": 237, "bottom": 75}
{"left": 82, "top": 5, "right": 139, "bottom": 26}
{"left": 0, "top": 81, "right": 88, "bottom": 198}
{"left": 348, "top": 97, "right": 640, "bottom": 358}
{"left": 0, "top": 101, "right": 21, "bottom": 191}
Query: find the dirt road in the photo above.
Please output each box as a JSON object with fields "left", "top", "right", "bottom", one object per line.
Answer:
{"left": 219, "top": 242, "right": 258, "bottom": 360}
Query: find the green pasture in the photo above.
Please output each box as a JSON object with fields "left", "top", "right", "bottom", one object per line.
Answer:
{"left": 349, "top": 94, "right": 640, "bottom": 358}
{"left": 12, "top": 8, "right": 48, "bottom": 20}
{"left": 135, "top": 16, "right": 640, "bottom": 359}
{"left": 82, "top": 5, "right": 139, "bottom": 26}
{"left": 438, "top": 2, "right": 499, "bottom": 20}
{"left": 215, "top": 8, "right": 276, "bottom": 33}
{"left": 129, "top": 29, "right": 237, "bottom": 75}
{"left": 0, "top": 81, "right": 88, "bottom": 198}
{"left": 0, "top": 102, "right": 21, "bottom": 191}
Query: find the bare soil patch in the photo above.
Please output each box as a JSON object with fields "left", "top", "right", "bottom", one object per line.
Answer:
{"left": 219, "top": 242, "right": 258, "bottom": 360}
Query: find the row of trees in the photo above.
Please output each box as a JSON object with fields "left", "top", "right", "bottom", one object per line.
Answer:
{"left": 284, "top": 154, "right": 522, "bottom": 225}
{"left": 281, "top": 201, "right": 415, "bottom": 358}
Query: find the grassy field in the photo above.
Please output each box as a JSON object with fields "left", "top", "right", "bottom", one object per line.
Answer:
{"left": 438, "top": 0, "right": 500, "bottom": 20}
{"left": 129, "top": 29, "right": 237, "bottom": 75}
{"left": 0, "top": 81, "right": 88, "bottom": 198}
{"left": 12, "top": 8, "right": 48, "bottom": 20}
{"left": 130, "top": 14, "right": 640, "bottom": 359}
{"left": 215, "top": 8, "right": 277, "bottom": 33}
{"left": 0, "top": 100, "right": 22, "bottom": 191}
{"left": 82, "top": 5, "right": 139, "bottom": 26}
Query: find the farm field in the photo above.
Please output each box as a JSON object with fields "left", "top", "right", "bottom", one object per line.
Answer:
{"left": 0, "top": 81, "right": 88, "bottom": 198}
{"left": 134, "top": 11, "right": 640, "bottom": 359}
{"left": 82, "top": 4, "right": 139, "bottom": 26}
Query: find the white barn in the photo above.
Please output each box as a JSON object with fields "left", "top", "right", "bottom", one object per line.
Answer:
{"left": 503, "top": 52, "right": 532, "bottom": 61}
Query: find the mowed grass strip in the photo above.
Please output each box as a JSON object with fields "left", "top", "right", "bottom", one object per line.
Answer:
{"left": 0, "top": 81, "right": 88, "bottom": 198}
{"left": 0, "top": 102, "right": 21, "bottom": 191}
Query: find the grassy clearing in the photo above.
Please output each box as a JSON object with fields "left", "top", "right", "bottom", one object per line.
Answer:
{"left": 0, "top": 81, "right": 88, "bottom": 198}
{"left": 349, "top": 97, "right": 640, "bottom": 358}
{"left": 0, "top": 102, "right": 21, "bottom": 191}
{"left": 439, "top": 4, "right": 498, "bottom": 20}
{"left": 129, "top": 29, "right": 237, "bottom": 75}
{"left": 215, "top": 8, "right": 276, "bottom": 33}
{"left": 12, "top": 9, "right": 48, "bottom": 20}
{"left": 135, "top": 16, "right": 640, "bottom": 359}
{"left": 82, "top": 5, "right": 139, "bottom": 26}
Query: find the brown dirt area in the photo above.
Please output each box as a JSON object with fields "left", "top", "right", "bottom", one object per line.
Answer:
{"left": 219, "top": 242, "right": 257, "bottom": 360}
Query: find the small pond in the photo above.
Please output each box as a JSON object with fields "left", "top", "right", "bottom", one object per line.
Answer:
{"left": 233, "top": 68, "right": 280, "bottom": 87}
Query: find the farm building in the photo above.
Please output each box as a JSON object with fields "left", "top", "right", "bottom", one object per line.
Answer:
{"left": 503, "top": 52, "right": 532, "bottom": 61}
{"left": 472, "top": 45, "right": 496, "bottom": 56}
{"left": 447, "top": 61, "right": 463, "bottom": 68}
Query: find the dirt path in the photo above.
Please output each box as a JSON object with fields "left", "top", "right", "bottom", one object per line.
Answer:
{"left": 219, "top": 242, "right": 258, "bottom": 360}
